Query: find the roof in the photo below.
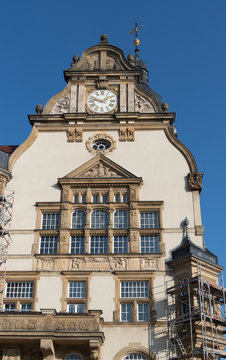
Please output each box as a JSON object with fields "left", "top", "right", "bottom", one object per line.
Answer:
{"left": 0, "top": 145, "right": 18, "bottom": 155}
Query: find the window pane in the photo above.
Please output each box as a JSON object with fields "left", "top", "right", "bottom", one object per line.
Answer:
{"left": 122, "top": 195, "right": 127, "bottom": 203}
{"left": 92, "top": 195, "right": 99, "bottom": 203}
{"left": 137, "top": 303, "right": 150, "bottom": 321}
{"left": 67, "top": 303, "right": 85, "bottom": 314}
{"left": 140, "top": 212, "right": 158, "bottom": 229}
{"left": 20, "top": 303, "right": 32, "bottom": 312}
{"left": 4, "top": 303, "right": 16, "bottom": 311}
{"left": 71, "top": 236, "right": 85, "bottom": 254}
{"left": 65, "top": 354, "right": 83, "bottom": 360}
{"left": 68, "top": 282, "right": 85, "bottom": 298}
{"left": 140, "top": 236, "right": 159, "bottom": 253}
{"left": 120, "top": 303, "right": 133, "bottom": 322}
{"left": 90, "top": 236, "right": 108, "bottom": 254}
{"left": 102, "top": 195, "right": 108, "bottom": 203}
{"left": 71, "top": 210, "right": 86, "bottom": 229}
{"left": 73, "top": 195, "right": 79, "bottom": 203}
{"left": 6, "top": 282, "right": 33, "bottom": 298}
{"left": 120, "top": 282, "right": 149, "bottom": 298}
{"left": 40, "top": 236, "right": 58, "bottom": 254}
{"left": 114, "top": 194, "right": 120, "bottom": 203}
{"left": 114, "top": 210, "right": 128, "bottom": 229}
{"left": 123, "top": 355, "right": 147, "bottom": 360}
{"left": 114, "top": 236, "right": 128, "bottom": 254}
{"left": 91, "top": 210, "right": 108, "bottom": 229}
{"left": 42, "top": 213, "right": 60, "bottom": 229}
{"left": 81, "top": 195, "right": 86, "bottom": 203}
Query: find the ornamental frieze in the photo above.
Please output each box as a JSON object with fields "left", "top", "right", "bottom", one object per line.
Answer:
{"left": 35, "top": 255, "right": 162, "bottom": 271}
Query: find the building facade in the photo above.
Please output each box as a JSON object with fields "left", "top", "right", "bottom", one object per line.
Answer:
{"left": 0, "top": 34, "right": 225, "bottom": 360}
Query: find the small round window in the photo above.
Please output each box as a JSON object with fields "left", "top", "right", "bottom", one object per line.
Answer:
{"left": 92, "top": 140, "right": 111, "bottom": 151}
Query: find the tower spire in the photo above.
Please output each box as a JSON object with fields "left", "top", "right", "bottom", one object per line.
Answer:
{"left": 130, "top": 22, "right": 143, "bottom": 59}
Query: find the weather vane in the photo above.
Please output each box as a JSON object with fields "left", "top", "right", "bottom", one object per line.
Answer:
{"left": 130, "top": 22, "right": 143, "bottom": 50}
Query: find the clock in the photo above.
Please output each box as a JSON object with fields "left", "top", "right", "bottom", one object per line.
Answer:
{"left": 87, "top": 90, "right": 117, "bottom": 113}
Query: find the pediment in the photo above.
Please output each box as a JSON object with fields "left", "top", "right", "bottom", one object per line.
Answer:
{"left": 63, "top": 155, "right": 138, "bottom": 179}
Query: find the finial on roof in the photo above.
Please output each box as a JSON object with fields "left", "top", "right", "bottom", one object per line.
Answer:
{"left": 35, "top": 104, "right": 43, "bottom": 114}
{"left": 100, "top": 34, "right": 108, "bottom": 43}
{"left": 72, "top": 55, "right": 79, "bottom": 63}
{"left": 182, "top": 217, "right": 191, "bottom": 243}
{"left": 130, "top": 22, "right": 143, "bottom": 59}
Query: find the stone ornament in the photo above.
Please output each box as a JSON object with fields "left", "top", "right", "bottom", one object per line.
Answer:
{"left": 140, "top": 258, "right": 160, "bottom": 270}
{"left": 50, "top": 95, "right": 70, "bottom": 114}
{"left": 86, "top": 133, "right": 116, "bottom": 155}
{"left": 135, "top": 93, "right": 154, "bottom": 113}
{"left": 81, "top": 163, "right": 121, "bottom": 178}
{"left": 119, "top": 127, "right": 135, "bottom": 141}
{"left": 67, "top": 128, "right": 83, "bottom": 142}
{"left": 188, "top": 172, "right": 203, "bottom": 192}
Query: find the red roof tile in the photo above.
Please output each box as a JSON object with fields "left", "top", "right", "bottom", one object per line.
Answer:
{"left": 0, "top": 145, "right": 18, "bottom": 155}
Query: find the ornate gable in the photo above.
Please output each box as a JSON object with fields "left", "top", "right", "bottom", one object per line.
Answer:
{"left": 60, "top": 155, "right": 139, "bottom": 180}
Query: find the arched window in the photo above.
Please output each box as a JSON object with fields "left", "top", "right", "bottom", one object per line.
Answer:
{"left": 65, "top": 354, "right": 82, "bottom": 360}
{"left": 91, "top": 210, "right": 108, "bottom": 229}
{"left": 114, "top": 210, "right": 128, "bottom": 229}
{"left": 123, "top": 355, "right": 148, "bottom": 360}
{"left": 71, "top": 210, "right": 86, "bottom": 229}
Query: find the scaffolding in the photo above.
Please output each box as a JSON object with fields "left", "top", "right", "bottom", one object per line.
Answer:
{"left": 166, "top": 263, "right": 226, "bottom": 360}
{"left": 0, "top": 179, "right": 14, "bottom": 311}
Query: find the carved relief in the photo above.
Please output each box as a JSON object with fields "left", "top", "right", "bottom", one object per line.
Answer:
{"left": 109, "top": 257, "right": 128, "bottom": 270}
{"left": 81, "top": 163, "right": 121, "bottom": 178}
{"left": 37, "top": 258, "right": 56, "bottom": 271}
{"left": 130, "top": 186, "right": 137, "bottom": 201}
{"left": 188, "top": 172, "right": 203, "bottom": 192}
{"left": 54, "top": 319, "right": 91, "bottom": 331}
{"left": 119, "top": 127, "right": 135, "bottom": 141}
{"left": 50, "top": 95, "right": 70, "bottom": 114}
{"left": 61, "top": 211, "right": 70, "bottom": 227}
{"left": 67, "top": 128, "right": 83, "bottom": 142}
{"left": 140, "top": 258, "right": 160, "bottom": 270}
{"left": 130, "top": 210, "right": 138, "bottom": 227}
{"left": 71, "top": 257, "right": 86, "bottom": 270}
{"left": 90, "top": 348, "right": 99, "bottom": 360}
{"left": 106, "top": 56, "right": 123, "bottom": 70}
{"left": 135, "top": 93, "right": 154, "bottom": 113}
{"left": 85, "top": 54, "right": 100, "bottom": 71}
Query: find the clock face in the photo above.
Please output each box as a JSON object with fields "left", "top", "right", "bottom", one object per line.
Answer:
{"left": 87, "top": 90, "right": 117, "bottom": 113}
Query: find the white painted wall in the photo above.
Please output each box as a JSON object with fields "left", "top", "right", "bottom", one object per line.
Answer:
{"left": 36, "top": 275, "right": 62, "bottom": 311}
{"left": 89, "top": 274, "right": 115, "bottom": 322}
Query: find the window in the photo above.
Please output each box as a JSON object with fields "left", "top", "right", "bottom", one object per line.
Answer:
{"left": 65, "top": 354, "right": 82, "bottom": 360}
{"left": 114, "top": 210, "right": 128, "bottom": 229}
{"left": 68, "top": 282, "right": 85, "bottom": 298}
{"left": 6, "top": 282, "right": 33, "bottom": 298}
{"left": 120, "top": 303, "right": 133, "bottom": 322}
{"left": 114, "top": 194, "right": 120, "bottom": 203}
{"left": 20, "top": 303, "right": 32, "bottom": 312}
{"left": 140, "top": 212, "right": 158, "bottom": 229}
{"left": 123, "top": 355, "right": 148, "bottom": 360}
{"left": 67, "top": 303, "right": 85, "bottom": 314}
{"left": 4, "top": 303, "right": 16, "bottom": 311}
{"left": 42, "top": 213, "right": 60, "bottom": 229}
{"left": 81, "top": 195, "right": 86, "bottom": 203}
{"left": 71, "top": 210, "right": 86, "bottom": 229}
{"left": 114, "top": 236, "right": 128, "bottom": 253}
{"left": 122, "top": 194, "right": 127, "bottom": 203}
{"left": 70, "top": 236, "right": 85, "bottom": 254}
{"left": 102, "top": 195, "right": 108, "bottom": 203}
{"left": 73, "top": 195, "right": 79, "bottom": 203}
{"left": 40, "top": 236, "right": 58, "bottom": 254}
{"left": 92, "top": 195, "right": 99, "bottom": 203}
{"left": 121, "top": 281, "right": 149, "bottom": 298}
{"left": 90, "top": 236, "right": 108, "bottom": 254}
{"left": 137, "top": 303, "right": 150, "bottom": 321}
{"left": 140, "top": 235, "right": 159, "bottom": 253}
{"left": 91, "top": 210, "right": 108, "bottom": 229}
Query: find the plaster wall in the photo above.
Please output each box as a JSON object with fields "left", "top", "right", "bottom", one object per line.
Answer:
{"left": 8, "top": 234, "right": 34, "bottom": 255}
{"left": 6, "top": 258, "right": 32, "bottom": 271}
{"left": 36, "top": 275, "right": 62, "bottom": 312}
{"left": 89, "top": 273, "right": 115, "bottom": 321}
{"left": 10, "top": 128, "right": 196, "bottom": 233}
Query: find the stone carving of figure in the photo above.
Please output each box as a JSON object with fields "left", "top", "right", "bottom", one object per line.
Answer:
{"left": 135, "top": 93, "right": 154, "bottom": 113}
{"left": 50, "top": 95, "right": 70, "bottom": 114}
{"left": 71, "top": 257, "right": 86, "bottom": 270}
{"left": 109, "top": 257, "right": 127, "bottom": 270}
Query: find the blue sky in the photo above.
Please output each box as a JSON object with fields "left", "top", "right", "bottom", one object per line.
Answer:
{"left": 1, "top": 1, "right": 226, "bottom": 269}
